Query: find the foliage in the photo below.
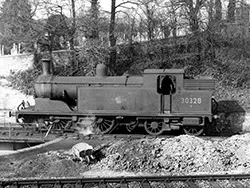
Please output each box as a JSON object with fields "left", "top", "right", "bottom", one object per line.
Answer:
{"left": 74, "top": 40, "right": 109, "bottom": 76}
{"left": 6, "top": 52, "right": 42, "bottom": 95}
{"left": 7, "top": 40, "right": 109, "bottom": 95}
{"left": 7, "top": 69, "right": 40, "bottom": 95}
{"left": 43, "top": 14, "right": 71, "bottom": 51}
{"left": 0, "top": 0, "right": 35, "bottom": 52}
{"left": 79, "top": 0, "right": 100, "bottom": 39}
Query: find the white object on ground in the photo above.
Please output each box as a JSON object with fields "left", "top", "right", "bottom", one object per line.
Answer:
{"left": 71, "top": 142, "right": 94, "bottom": 163}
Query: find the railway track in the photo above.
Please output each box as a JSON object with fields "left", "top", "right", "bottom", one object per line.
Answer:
{"left": 0, "top": 125, "right": 238, "bottom": 144}
{"left": 1, "top": 174, "right": 250, "bottom": 188}
{"left": 0, "top": 121, "right": 241, "bottom": 145}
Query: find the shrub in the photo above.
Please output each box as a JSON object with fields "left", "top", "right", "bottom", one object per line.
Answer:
{"left": 6, "top": 52, "right": 42, "bottom": 95}
{"left": 7, "top": 68, "right": 41, "bottom": 95}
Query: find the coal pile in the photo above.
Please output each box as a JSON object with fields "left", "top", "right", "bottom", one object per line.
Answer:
{"left": 92, "top": 134, "right": 250, "bottom": 175}
{"left": 8, "top": 151, "right": 88, "bottom": 178}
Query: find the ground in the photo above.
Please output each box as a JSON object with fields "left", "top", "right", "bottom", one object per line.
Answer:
{"left": 1, "top": 134, "right": 250, "bottom": 179}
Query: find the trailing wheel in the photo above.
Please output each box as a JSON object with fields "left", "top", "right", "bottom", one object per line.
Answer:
{"left": 144, "top": 120, "right": 164, "bottom": 136}
{"left": 94, "top": 117, "right": 116, "bottom": 134}
{"left": 183, "top": 126, "right": 204, "bottom": 136}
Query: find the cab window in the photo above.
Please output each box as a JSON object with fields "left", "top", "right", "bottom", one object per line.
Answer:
{"left": 157, "top": 75, "right": 176, "bottom": 95}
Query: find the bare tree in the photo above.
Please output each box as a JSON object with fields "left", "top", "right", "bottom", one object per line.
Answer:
{"left": 206, "top": 0, "right": 222, "bottom": 30}
{"left": 178, "top": 0, "right": 207, "bottom": 34}
{"left": 108, "top": 0, "right": 138, "bottom": 73}
{"left": 214, "top": 0, "right": 222, "bottom": 21}
{"left": 167, "top": 0, "right": 179, "bottom": 38}
{"left": 227, "top": 0, "right": 236, "bottom": 22}
{"left": 135, "top": 0, "right": 159, "bottom": 40}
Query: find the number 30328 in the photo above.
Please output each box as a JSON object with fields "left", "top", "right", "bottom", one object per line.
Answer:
{"left": 181, "top": 97, "right": 202, "bottom": 104}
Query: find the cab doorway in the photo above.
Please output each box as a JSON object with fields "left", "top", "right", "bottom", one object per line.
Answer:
{"left": 157, "top": 75, "right": 176, "bottom": 113}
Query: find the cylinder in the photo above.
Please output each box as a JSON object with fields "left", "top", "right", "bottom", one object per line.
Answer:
{"left": 42, "top": 59, "right": 52, "bottom": 75}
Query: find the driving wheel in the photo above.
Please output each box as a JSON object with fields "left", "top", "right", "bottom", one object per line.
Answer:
{"left": 144, "top": 120, "right": 164, "bottom": 136}
{"left": 94, "top": 117, "right": 116, "bottom": 134}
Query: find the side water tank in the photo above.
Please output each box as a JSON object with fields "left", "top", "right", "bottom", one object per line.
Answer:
{"left": 96, "top": 64, "right": 107, "bottom": 77}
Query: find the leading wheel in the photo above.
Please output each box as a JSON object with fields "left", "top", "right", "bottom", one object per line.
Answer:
{"left": 183, "top": 126, "right": 204, "bottom": 136}
{"left": 144, "top": 120, "right": 164, "bottom": 136}
{"left": 94, "top": 117, "right": 116, "bottom": 134}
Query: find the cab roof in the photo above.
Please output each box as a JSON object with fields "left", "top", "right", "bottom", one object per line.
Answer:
{"left": 144, "top": 69, "right": 185, "bottom": 74}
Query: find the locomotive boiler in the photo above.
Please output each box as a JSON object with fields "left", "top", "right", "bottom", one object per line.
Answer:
{"left": 15, "top": 59, "right": 217, "bottom": 136}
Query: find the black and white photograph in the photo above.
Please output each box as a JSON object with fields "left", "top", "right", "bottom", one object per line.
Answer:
{"left": 0, "top": 0, "right": 249, "bottom": 187}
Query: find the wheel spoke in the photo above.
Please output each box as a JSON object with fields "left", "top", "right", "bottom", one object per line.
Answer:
{"left": 102, "top": 123, "right": 108, "bottom": 130}
{"left": 183, "top": 126, "right": 204, "bottom": 136}
{"left": 103, "top": 121, "right": 110, "bottom": 127}
{"left": 155, "top": 128, "right": 160, "bottom": 132}
{"left": 100, "top": 123, "right": 107, "bottom": 131}
{"left": 52, "top": 120, "right": 68, "bottom": 130}
{"left": 144, "top": 121, "right": 164, "bottom": 136}
{"left": 105, "top": 120, "right": 112, "bottom": 123}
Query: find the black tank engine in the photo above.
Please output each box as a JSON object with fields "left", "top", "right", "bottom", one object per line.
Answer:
{"left": 16, "top": 59, "right": 217, "bottom": 136}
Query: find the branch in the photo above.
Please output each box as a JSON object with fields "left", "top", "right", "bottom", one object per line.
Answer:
{"left": 117, "top": 5, "right": 134, "bottom": 10}
{"left": 101, "top": 10, "right": 111, "bottom": 15}
{"left": 115, "top": 10, "right": 132, "bottom": 17}
{"left": 115, "top": 1, "right": 139, "bottom": 9}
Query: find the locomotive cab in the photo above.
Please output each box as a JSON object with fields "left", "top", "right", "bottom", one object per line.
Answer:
{"left": 142, "top": 69, "right": 215, "bottom": 136}
{"left": 143, "top": 69, "right": 184, "bottom": 114}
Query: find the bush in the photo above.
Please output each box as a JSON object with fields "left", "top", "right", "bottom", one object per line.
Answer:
{"left": 7, "top": 68, "right": 41, "bottom": 95}
{"left": 201, "top": 47, "right": 250, "bottom": 89}
{"left": 6, "top": 52, "right": 42, "bottom": 95}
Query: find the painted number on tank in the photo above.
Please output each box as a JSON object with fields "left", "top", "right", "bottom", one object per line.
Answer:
{"left": 181, "top": 97, "right": 202, "bottom": 104}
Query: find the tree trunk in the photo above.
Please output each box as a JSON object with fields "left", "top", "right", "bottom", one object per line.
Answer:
{"left": 189, "top": 12, "right": 199, "bottom": 33}
{"left": 109, "top": 0, "right": 117, "bottom": 75}
{"left": 90, "top": 0, "right": 99, "bottom": 39}
{"left": 145, "top": 4, "right": 154, "bottom": 41}
{"left": 70, "top": 0, "right": 76, "bottom": 72}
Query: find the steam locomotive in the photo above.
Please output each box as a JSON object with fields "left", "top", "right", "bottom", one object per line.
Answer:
{"left": 15, "top": 59, "right": 217, "bottom": 136}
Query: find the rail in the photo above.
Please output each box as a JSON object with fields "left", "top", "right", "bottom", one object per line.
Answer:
{"left": 0, "top": 123, "right": 60, "bottom": 142}
{"left": 1, "top": 174, "right": 250, "bottom": 188}
{"left": 0, "top": 124, "right": 239, "bottom": 143}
